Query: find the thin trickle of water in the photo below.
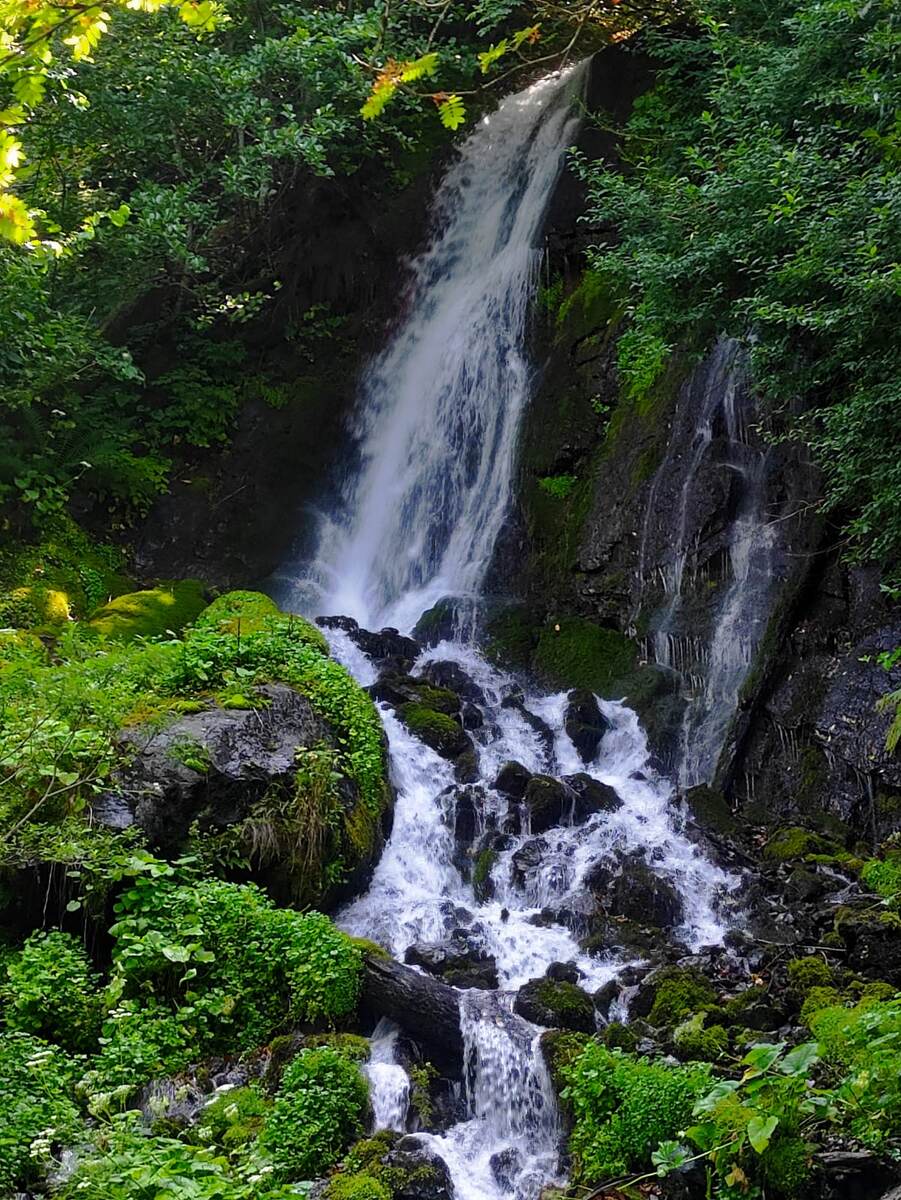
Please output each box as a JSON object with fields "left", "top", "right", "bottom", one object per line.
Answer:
{"left": 642, "top": 339, "right": 778, "bottom": 787}
{"left": 272, "top": 65, "right": 587, "bottom": 630}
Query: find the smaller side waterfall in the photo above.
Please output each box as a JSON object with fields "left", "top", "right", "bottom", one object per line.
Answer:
{"left": 365, "top": 1019, "right": 411, "bottom": 1133}
{"left": 417, "top": 992, "right": 562, "bottom": 1200}
{"left": 642, "top": 339, "right": 779, "bottom": 788}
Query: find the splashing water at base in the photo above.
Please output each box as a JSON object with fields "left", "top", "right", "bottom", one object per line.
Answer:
{"left": 365, "top": 1020, "right": 411, "bottom": 1134}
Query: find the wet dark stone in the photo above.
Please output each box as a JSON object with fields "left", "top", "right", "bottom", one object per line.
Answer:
{"left": 511, "top": 837, "right": 547, "bottom": 887}
{"left": 371, "top": 672, "right": 461, "bottom": 715}
{"left": 385, "top": 1139, "right": 457, "bottom": 1200}
{"left": 593, "top": 979, "right": 619, "bottom": 1019}
{"left": 454, "top": 748, "right": 480, "bottom": 783}
{"left": 546, "top": 961, "right": 581, "bottom": 984}
{"left": 412, "top": 598, "right": 460, "bottom": 648}
{"left": 490, "top": 1148, "right": 521, "bottom": 1191}
{"left": 421, "top": 660, "right": 486, "bottom": 705}
{"left": 564, "top": 688, "right": 611, "bottom": 764}
{"left": 318, "top": 616, "right": 420, "bottom": 668}
{"left": 493, "top": 760, "right": 532, "bottom": 800}
{"left": 586, "top": 850, "right": 685, "bottom": 930}
{"left": 514, "top": 975, "right": 596, "bottom": 1033}
{"left": 461, "top": 702, "right": 484, "bottom": 730}
{"left": 524, "top": 774, "right": 572, "bottom": 833}
{"left": 405, "top": 936, "right": 498, "bottom": 991}
{"left": 448, "top": 785, "right": 481, "bottom": 855}
{"left": 564, "top": 772, "right": 623, "bottom": 821}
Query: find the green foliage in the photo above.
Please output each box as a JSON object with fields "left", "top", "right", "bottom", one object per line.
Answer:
{"left": 327, "top": 1175, "right": 392, "bottom": 1200}
{"left": 89, "top": 581, "right": 209, "bottom": 641}
{"left": 538, "top": 474, "right": 578, "bottom": 500}
{"left": 2, "top": 930, "right": 103, "bottom": 1052}
{"left": 0, "top": 1031, "right": 84, "bottom": 1192}
{"left": 562, "top": 1042, "right": 710, "bottom": 1181}
{"left": 861, "top": 856, "right": 901, "bottom": 902}
{"left": 576, "top": 0, "right": 901, "bottom": 579}
{"left": 672, "top": 1012, "right": 728, "bottom": 1062}
{"left": 263, "top": 1046, "right": 370, "bottom": 1181}
{"left": 192, "top": 1085, "right": 271, "bottom": 1155}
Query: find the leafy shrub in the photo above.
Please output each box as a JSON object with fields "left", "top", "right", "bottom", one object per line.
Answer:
{"left": 193, "top": 1085, "right": 271, "bottom": 1154}
{"left": 327, "top": 1175, "right": 392, "bottom": 1200}
{"left": 538, "top": 474, "right": 578, "bottom": 500}
{"left": 2, "top": 930, "right": 102, "bottom": 1052}
{"left": 0, "top": 1032, "right": 84, "bottom": 1191}
{"left": 562, "top": 1042, "right": 709, "bottom": 1181}
{"left": 263, "top": 1047, "right": 370, "bottom": 1180}
{"left": 861, "top": 856, "right": 901, "bottom": 902}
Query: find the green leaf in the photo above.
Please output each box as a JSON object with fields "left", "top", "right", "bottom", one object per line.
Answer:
{"left": 438, "top": 94, "right": 466, "bottom": 131}
{"left": 741, "top": 1042, "right": 786, "bottom": 1078}
{"left": 478, "top": 40, "right": 508, "bottom": 74}
{"left": 747, "top": 1113, "right": 779, "bottom": 1153}
{"left": 779, "top": 1041, "right": 821, "bottom": 1076}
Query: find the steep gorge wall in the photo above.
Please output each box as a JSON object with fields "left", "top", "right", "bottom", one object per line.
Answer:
{"left": 502, "top": 48, "right": 901, "bottom": 846}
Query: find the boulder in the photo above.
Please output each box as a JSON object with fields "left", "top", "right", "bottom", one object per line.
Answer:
{"left": 494, "top": 761, "right": 532, "bottom": 800}
{"left": 361, "top": 954, "right": 462, "bottom": 1063}
{"left": 318, "top": 615, "right": 420, "bottom": 669}
{"left": 564, "top": 688, "right": 610, "bottom": 763}
{"left": 586, "top": 851, "right": 685, "bottom": 930}
{"left": 397, "top": 704, "right": 472, "bottom": 760}
{"left": 563, "top": 773, "right": 622, "bottom": 820}
{"left": 386, "top": 1138, "right": 456, "bottom": 1200}
{"left": 511, "top": 838, "right": 547, "bottom": 888}
{"left": 405, "top": 936, "right": 498, "bottom": 990}
{"left": 412, "top": 598, "right": 460, "bottom": 647}
{"left": 372, "top": 673, "right": 461, "bottom": 715}
{"left": 513, "top": 975, "right": 596, "bottom": 1033}
{"left": 421, "top": 660, "right": 486, "bottom": 705}
{"left": 524, "top": 775, "right": 572, "bottom": 833}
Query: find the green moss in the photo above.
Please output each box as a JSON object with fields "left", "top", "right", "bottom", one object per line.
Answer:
{"left": 723, "top": 986, "right": 767, "bottom": 1021}
{"left": 89, "top": 580, "right": 208, "bottom": 640}
{"left": 472, "top": 848, "right": 497, "bottom": 902}
{"left": 533, "top": 617, "right": 637, "bottom": 693}
{"left": 762, "top": 827, "right": 839, "bottom": 863}
{"left": 787, "top": 957, "right": 833, "bottom": 995}
{"left": 556, "top": 268, "right": 624, "bottom": 341}
{"left": 195, "top": 1085, "right": 270, "bottom": 1151}
{"left": 535, "top": 978, "right": 595, "bottom": 1025}
{"left": 541, "top": 1030, "right": 591, "bottom": 1091}
{"left": 762, "top": 1136, "right": 812, "bottom": 1198}
{"left": 861, "top": 856, "right": 901, "bottom": 899}
{"left": 347, "top": 936, "right": 390, "bottom": 960}
{"left": 800, "top": 987, "right": 843, "bottom": 1024}
{"left": 341, "top": 1132, "right": 397, "bottom": 1175}
{"left": 194, "top": 589, "right": 328, "bottom": 652}
{"left": 683, "top": 785, "right": 737, "bottom": 835}
{"left": 672, "top": 1013, "right": 728, "bottom": 1061}
{"left": 408, "top": 1061, "right": 438, "bottom": 1125}
{"left": 304, "top": 1033, "right": 371, "bottom": 1062}
{"left": 647, "top": 967, "right": 717, "bottom": 1028}
{"left": 538, "top": 474, "right": 578, "bottom": 500}
{"left": 398, "top": 702, "right": 462, "bottom": 744}
{"left": 483, "top": 606, "right": 537, "bottom": 671}
{"left": 602, "top": 1022, "right": 638, "bottom": 1052}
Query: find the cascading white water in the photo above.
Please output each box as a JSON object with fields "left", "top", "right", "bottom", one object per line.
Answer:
{"left": 365, "top": 1019, "right": 411, "bottom": 1133}
{"left": 273, "top": 65, "right": 588, "bottom": 631}
{"left": 274, "top": 67, "right": 737, "bottom": 1200}
{"left": 643, "top": 339, "right": 778, "bottom": 788}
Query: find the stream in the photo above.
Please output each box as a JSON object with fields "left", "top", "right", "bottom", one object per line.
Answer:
{"left": 273, "top": 65, "right": 736, "bottom": 1200}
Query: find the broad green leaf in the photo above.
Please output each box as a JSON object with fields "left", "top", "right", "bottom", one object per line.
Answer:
{"left": 779, "top": 1041, "right": 821, "bottom": 1076}
{"left": 747, "top": 1113, "right": 779, "bottom": 1153}
{"left": 741, "top": 1041, "right": 785, "bottom": 1077}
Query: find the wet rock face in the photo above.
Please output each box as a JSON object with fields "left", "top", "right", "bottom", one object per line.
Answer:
{"left": 494, "top": 760, "right": 532, "bottom": 800}
{"left": 319, "top": 615, "right": 421, "bottom": 671}
{"left": 586, "top": 851, "right": 685, "bottom": 931}
{"left": 564, "top": 688, "right": 610, "bottom": 764}
{"left": 405, "top": 934, "right": 498, "bottom": 990}
{"left": 105, "top": 684, "right": 331, "bottom": 846}
{"left": 386, "top": 1138, "right": 456, "bottom": 1200}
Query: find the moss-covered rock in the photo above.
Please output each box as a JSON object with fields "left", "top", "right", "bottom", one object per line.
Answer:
{"left": 635, "top": 966, "right": 718, "bottom": 1028}
{"left": 672, "top": 1012, "right": 728, "bottom": 1061}
{"left": 398, "top": 703, "right": 471, "bottom": 759}
{"left": 194, "top": 589, "right": 328, "bottom": 651}
{"left": 89, "top": 580, "right": 209, "bottom": 640}
{"left": 763, "top": 826, "right": 842, "bottom": 863}
{"left": 787, "top": 956, "right": 833, "bottom": 996}
{"left": 514, "top": 976, "right": 596, "bottom": 1033}
{"left": 532, "top": 616, "right": 637, "bottom": 693}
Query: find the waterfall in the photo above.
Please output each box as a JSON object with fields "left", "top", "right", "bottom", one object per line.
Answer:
{"left": 274, "top": 65, "right": 588, "bottom": 631}
{"left": 274, "top": 65, "right": 736, "bottom": 1200}
{"left": 643, "top": 339, "right": 778, "bottom": 788}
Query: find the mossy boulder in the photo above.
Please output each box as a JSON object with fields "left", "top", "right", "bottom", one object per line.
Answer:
{"left": 195, "top": 589, "right": 328, "bottom": 651}
{"left": 632, "top": 965, "right": 718, "bottom": 1028}
{"left": 397, "top": 703, "right": 471, "bottom": 759}
{"left": 763, "top": 826, "right": 842, "bottom": 863}
{"left": 672, "top": 1012, "right": 728, "bottom": 1061}
{"left": 0, "top": 585, "right": 71, "bottom": 627}
{"left": 89, "top": 579, "right": 209, "bottom": 640}
{"left": 514, "top": 976, "right": 596, "bottom": 1033}
{"left": 532, "top": 616, "right": 637, "bottom": 693}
